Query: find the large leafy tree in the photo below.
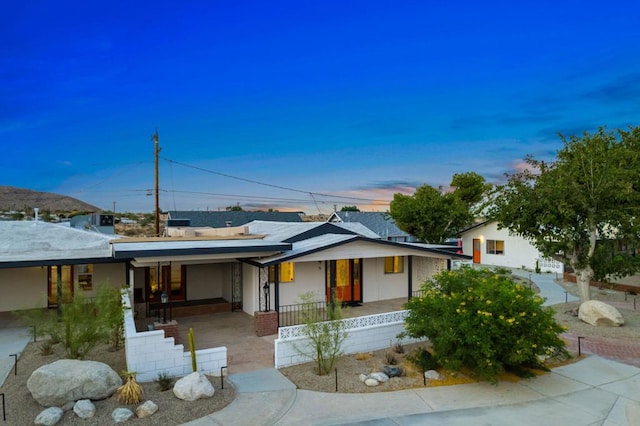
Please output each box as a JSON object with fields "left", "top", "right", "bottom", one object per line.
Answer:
{"left": 488, "top": 127, "right": 640, "bottom": 302}
{"left": 389, "top": 172, "right": 490, "bottom": 243}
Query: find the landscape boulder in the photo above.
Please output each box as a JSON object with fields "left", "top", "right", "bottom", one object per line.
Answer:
{"left": 383, "top": 365, "right": 403, "bottom": 378}
{"left": 364, "top": 378, "right": 380, "bottom": 387}
{"left": 34, "top": 407, "right": 64, "bottom": 426}
{"left": 112, "top": 407, "right": 134, "bottom": 423}
{"left": 578, "top": 300, "right": 624, "bottom": 327}
{"left": 27, "top": 359, "right": 122, "bottom": 407}
{"left": 424, "top": 370, "right": 441, "bottom": 380}
{"left": 136, "top": 400, "right": 159, "bottom": 418}
{"left": 173, "top": 372, "right": 215, "bottom": 401}
{"left": 73, "top": 399, "right": 96, "bottom": 419}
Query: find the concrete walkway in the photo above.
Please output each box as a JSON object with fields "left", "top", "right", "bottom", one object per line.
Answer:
{"left": 509, "top": 269, "right": 579, "bottom": 306}
{"left": 0, "top": 326, "right": 31, "bottom": 386}
{"left": 185, "top": 356, "right": 640, "bottom": 425}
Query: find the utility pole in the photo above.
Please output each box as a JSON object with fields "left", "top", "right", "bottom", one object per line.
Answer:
{"left": 153, "top": 130, "right": 161, "bottom": 237}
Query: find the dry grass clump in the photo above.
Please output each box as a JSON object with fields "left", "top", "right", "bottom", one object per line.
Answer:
{"left": 116, "top": 371, "right": 143, "bottom": 405}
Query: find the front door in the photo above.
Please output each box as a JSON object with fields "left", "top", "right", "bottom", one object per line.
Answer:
{"left": 326, "top": 259, "right": 362, "bottom": 304}
{"left": 473, "top": 239, "right": 481, "bottom": 264}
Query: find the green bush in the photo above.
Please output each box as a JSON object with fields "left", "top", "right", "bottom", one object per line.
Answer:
{"left": 95, "top": 284, "right": 126, "bottom": 351}
{"left": 293, "top": 292, "right": 348, "bottom": 376}
{"left": 17, "top": 283, "right": 125, "bottom": 359}
{"left": 401, "top": 267, "right": 569, "bottom": 383}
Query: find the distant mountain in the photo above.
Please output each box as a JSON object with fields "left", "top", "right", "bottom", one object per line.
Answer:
{"left": 0, "top": 186, "right": 102, "bottom": 212}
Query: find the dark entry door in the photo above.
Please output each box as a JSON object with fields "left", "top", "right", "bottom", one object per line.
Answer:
{"left": 326, "top": 259, "right": 362, "bottom": 303}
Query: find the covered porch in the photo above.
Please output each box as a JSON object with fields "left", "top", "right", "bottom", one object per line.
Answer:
{"left": 137, "top": 297, "right": 409, "bottom": 374}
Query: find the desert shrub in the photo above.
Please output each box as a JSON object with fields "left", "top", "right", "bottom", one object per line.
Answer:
{"left": 401, "top": 267, "right": 569, "bottom": 383}
{"left": 406, "top": 347, "right": 438, "bottom": 372}
{"left": 39, "top": 340, "right": 55, "bottom": 356}
{"left": 293, "top": 292, "right": 348, "bottom": 376}
{"left": 58, "top": 291, "right": 107, "bottom": 359}
{"left": 156, "top": 372, "right": 173, "bottom": 391}
{"left": 95, "top": 284, "right": 126, "bottom": 351}
{"left": 16, "top": 284, "right": 123, "bottom": 359}
{"left": 384, "top": 351, "right": 398, "bottom": 365}
{"left": 393, "top": 341, "right": 405, "bottom": 354}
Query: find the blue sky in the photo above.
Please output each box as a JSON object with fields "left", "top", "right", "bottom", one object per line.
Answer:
{"left": 2, "top": 1, "right": 639, "bottom": 214}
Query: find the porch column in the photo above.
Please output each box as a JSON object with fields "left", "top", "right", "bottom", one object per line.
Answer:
{"left": 407, "top": 255, "right": 413, "bottom": 300}
{"left": 56, "top": 265, "right": 63, "bottom": 318}
{"left": 329, "top": 260, "right": 337, "bottom": 306}
{"left": 274, "top": 270, "right": 280, "bottom": 319}
{"left": 127, "top": 261, "right": 135, "bottom": 303}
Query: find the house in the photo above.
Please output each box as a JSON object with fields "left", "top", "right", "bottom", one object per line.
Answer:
{"left": 0, "top": 218, "right": 471, "bottom": 379}
{"left": 1, "top": 219, "right": 470, "bottom": 321}
{"left": 166, "top": 210, "right": 303, "bottom": 228}
{"left": 0, "top": 220, "right": 125, "bottom": 312}
{"left": 458, "top": 220, "right": 563, "bottom": 273}
{"left": 327, "top": 211, "right": 416, "bottom": 242}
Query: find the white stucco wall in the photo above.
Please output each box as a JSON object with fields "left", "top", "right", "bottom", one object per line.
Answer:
{"left": 461, "top": 222, "right": 563, "bottom": 273}
{"left": 277, "top": 261, "right": 326, "bottom": 306}
{"left": 79, "top": 263, "right": 127, "bottom": 299}
{"left": 0, "top": 262, "right": 127, "bottom": 313}
{"left": 362, "top": 257, "right": 407, "bottom": 302}
{"left": 186, "top": 264, "right": 226, "bottom": 300}
{"left": 241, "top": 262, "right": 258, "bottom": 315}
{"left": 0, "top": 267, "right": 47, "bottom": 311}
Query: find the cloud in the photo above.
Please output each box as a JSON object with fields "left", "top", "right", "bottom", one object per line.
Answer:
{"left": 582, "top": 72, "right": 640, "bottom": 105}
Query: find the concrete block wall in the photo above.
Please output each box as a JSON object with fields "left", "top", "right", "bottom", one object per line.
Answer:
{"left": 122, "top": 292, "right": 227, "bottom": 382}
{"left": 275, "top": 313, "right": 425, "bottom": 368}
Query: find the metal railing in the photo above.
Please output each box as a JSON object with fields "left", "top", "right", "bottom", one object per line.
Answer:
{"left": 278, "top": 301, "right": 327, "bottom": 327}
{"left": 411, "top": 289, "right": 426, "bottom": 298}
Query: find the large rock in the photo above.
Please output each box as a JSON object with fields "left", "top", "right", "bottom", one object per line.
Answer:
{"left": 136, "top": 400, "right": 159, "bottom": 418}
{"left": 73, "top": 399, "right": 96, "bottom": 419}
{"left": 34, "top": 407, "right": 64, "bottom": 426}
{"left": 112, "top": 408, "right": 134, "bottom": 423}
{"left": 27, "top": 360, "right": 122, "bottom": 407}
{"left": 578, "top": 300, "right": 624, "bottom": 327}
{"left": 173, "top": 372, "right": 215, "bottom": 401}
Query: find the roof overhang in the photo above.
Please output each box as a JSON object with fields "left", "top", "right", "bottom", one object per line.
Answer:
{"left": 112, "top": 238, "right": 292, "bottom": 265}
{"left": 244, "top": 235, "right": 472, "bottom": 267}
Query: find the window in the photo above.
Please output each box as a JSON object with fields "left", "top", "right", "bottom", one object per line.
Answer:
{"left": 384, "top": 256, "right": 404, "bottom": 273}
{"left": 269, "top": 262, "right": 295, "bottom": 283}
{"left": 147, "top": 264, "right": 186, "bottom": 301}
{"left": 76, "top": 264, "right": 93, "bottom": 291}
{"left": 48, "top": 265, "right": 73, "bottom": 306}
{"left": 486, "top": 240, "right": 505, "bottom": 255}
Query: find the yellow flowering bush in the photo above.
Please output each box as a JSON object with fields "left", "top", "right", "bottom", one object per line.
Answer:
{"left": 401, "top": 267, "right": 569, "bottom": 382}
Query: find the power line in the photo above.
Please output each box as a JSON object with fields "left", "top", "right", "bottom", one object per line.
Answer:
{"left": 162, "top": 157, "right": 386, "bottom": 203}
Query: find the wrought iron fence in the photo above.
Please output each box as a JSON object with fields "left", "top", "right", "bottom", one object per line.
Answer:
{"left": 278, "top": 301, "right": 327, "bottom": 326}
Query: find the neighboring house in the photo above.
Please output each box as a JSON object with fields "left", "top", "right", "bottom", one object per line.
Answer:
{"left": 327, "top": 211, "right": 416, "bottom": 242}
{"left": 458, "top": 220, "right": 563, "bottom": 273}
{"left": 166, "top": 210, "right": 303, "bottom": 228}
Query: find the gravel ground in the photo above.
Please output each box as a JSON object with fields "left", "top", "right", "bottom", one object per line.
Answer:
{"left": 0, "top": 341, "right": 235, "bottom": 425}
{"left": 281, "top": 279, "right": 640, "bottom": 393}
{"left": 2, "top": 279, "right": 637, "bottom": 424}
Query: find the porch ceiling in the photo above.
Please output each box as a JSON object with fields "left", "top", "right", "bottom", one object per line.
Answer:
{"left": 130, "top": 250, "right": 285, "bottom": 267}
